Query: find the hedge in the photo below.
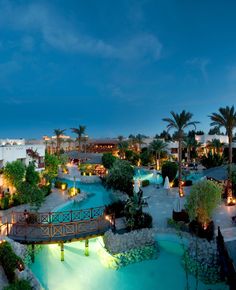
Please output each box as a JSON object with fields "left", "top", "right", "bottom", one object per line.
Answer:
{"left": 0, "top": 241, "right": 24, "bottom": 282}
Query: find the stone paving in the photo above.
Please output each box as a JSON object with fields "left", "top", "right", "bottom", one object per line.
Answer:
{"left": 142, "top": 184, "right": 236, "bottom": 236}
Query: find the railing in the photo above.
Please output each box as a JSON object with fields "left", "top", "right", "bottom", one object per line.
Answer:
{"left": 217, "top": 227, "right": 236, "bottom": 290}
{"left": 8, "top": 217, "right": 110, "bottom": 243}
{"left": 11, "top": 206, "right": 105, "bottom": 224}
{"left": 3, "top": 206, "right": 113, "bottom": 244}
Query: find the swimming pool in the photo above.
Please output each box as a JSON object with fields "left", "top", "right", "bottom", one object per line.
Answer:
{"left": 55, "top": 178, "right": 114, "bottom": 212}
{"left": 29, "top": 234, "right": 226, "bottom": 290}
{"left": 134, "top": 168, "right": 163, "bottom": 185}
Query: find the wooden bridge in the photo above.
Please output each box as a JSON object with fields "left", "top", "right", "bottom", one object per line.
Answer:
{"left": 0, "top": 206, "right": 113, "bottom": 245}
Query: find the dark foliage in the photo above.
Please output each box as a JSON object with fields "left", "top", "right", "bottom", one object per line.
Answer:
{"left": 161, "top": 161, "right": 178, "bottom": 182}
{"left": 104, "top": 201, "right": 125, "bottom": 218}
{"left": 0, "top": 241, "right": 24, "bottom": 282}
{"left": 189, "top": 220, "right": 215, "bottom": 241}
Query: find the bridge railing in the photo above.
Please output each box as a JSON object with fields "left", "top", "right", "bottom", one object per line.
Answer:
{"left": 11, "top": 206, "right": 105, "bottom": 224}
{"left": 4, "top": 206, "right": 114, "bottom": 243}
{"left": 8, "top": 217, "right": 111, "bottom": 242}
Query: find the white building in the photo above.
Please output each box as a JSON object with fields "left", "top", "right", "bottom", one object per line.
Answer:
{"left": 0, "top": 139, "right": 45, "bottom": 171}
{"left": 195, "top": 134, "right": 229, "bottom": 145}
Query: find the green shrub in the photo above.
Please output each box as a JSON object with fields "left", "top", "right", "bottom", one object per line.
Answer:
{"left": 105, "top": 159, "right": 134, "bottom": 195}
{"left": 141, "top": 179, "right": 150, "bottom": 187}
{"left": 186, "top": 180, "right": 222, "bottom": 225}
{"left": 0, "top": 194, "right": 10, "bottom": 210}
{"left": 102, "top": 153, "right": 116, "bottom": 169}
{"left": 10, "top": 194, "right": 22, "bottom": 207}
{"left": 200, "top": 153, "right": 223, "bottom": 169}
{"left": 3, "top": 279, "right": 32, "bottom": 290}
{"left": 161, "top": 161, "right": 178, "bottom": 183}
{"left": 40, "top": 184, "right": 52, "bottom": 196}
{"left": 0, "top": 241, "right": 24, "bottom": 282}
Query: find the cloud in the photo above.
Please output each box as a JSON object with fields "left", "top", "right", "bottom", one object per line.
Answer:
{"left": 186, "top": 57, "right": 210, "bottom": 81}
{"left": 0, "top": 0, "right": 162, "bottom": 60}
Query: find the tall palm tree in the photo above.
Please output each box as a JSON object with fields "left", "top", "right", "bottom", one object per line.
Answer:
{"left": 209, "top": 106, "right": 236, "bottom": 166}
{"left": 163, "top": 110, "right": 199, "bottom": 196}
{"left": 149, "top": 139, "right": 167, "bottom": 170}
{"left": 53, "top": 129, "right": 66, "bottom": 156}
{"left": 207, "top": 139, "right": 224, "bottom": 155}
{"left": 209, "top": 106, "right": 236, "bottom": 199}
{"left": 71, "top": 126, "right": 86, "bottom": 152}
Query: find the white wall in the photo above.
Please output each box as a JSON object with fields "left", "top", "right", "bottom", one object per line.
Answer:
{"left": 0, "top": 144, "right": 45, "bottom": 170}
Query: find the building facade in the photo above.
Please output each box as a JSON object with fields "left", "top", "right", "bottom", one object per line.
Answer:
{"left": 0, "top": 139, "right": 45, "bottom": 171}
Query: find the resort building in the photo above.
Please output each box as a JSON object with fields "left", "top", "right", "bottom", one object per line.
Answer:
{"left": 86, "top": 139, "right": 119, "bottom": 154}
{"left": 0, "top": 139, "right": 45, "bottom": 171}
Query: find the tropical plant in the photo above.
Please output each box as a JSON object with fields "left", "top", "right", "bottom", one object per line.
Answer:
{"left": 185, "top": 180, "right": 222, "bottom": 226}
{"left": 140, "top": 148, "right": 153, "bottom": 166}
{"left": 71, "top": 125, "right": 86, "bottom": 152}
{"left": 184, "top": 137, "right": 201, "bottom": 163}
{"left": 118, "top": 141, "right": 129, "bottom": 159}
{"left": 105, "top": 159, "right": 134, "bottom": 195}
{"left": 25, "top": 163, "right": 40, "bottom": 185}
{"left": 102, "top": 153, "right": 117, "bottom": 169}
{"left": 161, "top": 161, "right": 178, "bottom": 183}
{"left": 125, "top": 150, "right": 140, "bottom": 165}
{"left": 207, "top": 139, "right": 224, "bottom": 155}
{"left": 4, "top": 161, "right": 25, "bottom": 190}
{"left": 44, "top": 152, "right": 60, "bottom": 182}
{"left": 209, "top": 106, "right": 236, "bottom": 172}
{"left": 155, "top": 130, "right": 172, "bottom": 141}
{"left": 163, "top": 110, "right": 199, "bottom": 196}
{"left": 200, "top": 153, "right": 224, "bottom": 169}
{"left": 149, "top": 139, "right": 167, "bottom": 170}
{"left": 53, "top": 128, "right": 66, "bottom": 156}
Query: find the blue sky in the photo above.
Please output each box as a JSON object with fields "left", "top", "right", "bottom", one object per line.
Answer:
{"left": 0, "top": 0, "right": 236, "bottom": 138}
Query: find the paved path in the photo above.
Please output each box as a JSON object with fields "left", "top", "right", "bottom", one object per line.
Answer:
{"left": 142, "top": 184, "right": 236, "bottom": 240}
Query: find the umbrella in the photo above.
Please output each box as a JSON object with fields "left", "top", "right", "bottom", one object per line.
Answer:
{"left": 174, "top": 193, "right": 183, "bottom": 212}
{"left": 163, "top": 176, "right": 170, "bottom": 190}
{"left": 134, "top": 179, "right": 140, "bottom": 194}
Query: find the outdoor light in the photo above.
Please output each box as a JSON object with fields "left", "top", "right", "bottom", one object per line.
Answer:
{"left": 227, "top": 196, "right": 236, "bottom": 206}
{"left": 61, "top": 184, "right": 66, "bottom": 191}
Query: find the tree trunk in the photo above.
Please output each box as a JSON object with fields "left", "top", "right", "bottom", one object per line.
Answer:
{"left": 187, "top": 147, "right": 190, "bottom": 164}
{"left": 158, "top": 152, "right": 161, "bottom": 170}
{"left": 155, "top": 152, "right": 158, "bottom": 170}
{"left": 178, "top": 139, "right": 183, "bottom": 196}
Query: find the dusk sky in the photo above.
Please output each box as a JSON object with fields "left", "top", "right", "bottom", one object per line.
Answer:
{"left": 0, "top": 0, "right": 236, "bottom": 139}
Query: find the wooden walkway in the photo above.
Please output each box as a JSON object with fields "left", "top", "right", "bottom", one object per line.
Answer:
{"left": 0, "top": 206, "right": 113, "bottom": 244}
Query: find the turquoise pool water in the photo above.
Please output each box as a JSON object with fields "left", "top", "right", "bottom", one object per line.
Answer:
{"left": 134, "top": 168, "right": 163, "bottom": 185}
{"left": 185, "top": 172, "right": 204, "bottom": 183}
{"left": 56, "top": 179, "right": 114, "bottom": 211}
{"left": 30, "top": 234, "right": 226, "bottom": 290}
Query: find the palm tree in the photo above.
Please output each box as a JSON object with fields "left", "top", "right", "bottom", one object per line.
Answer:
{"left": 118, "top": 141, "right": 129, "bottom": 159}
{"left": 66, "top": 138, "right": 74, "bottom": 152}
{"left": 163, "top": 110, "right": 199, "bottom": 196}
{"left": 135, "top": 134, "right": 145, "bottom": 152}
{"left": 149, "top": 139, "right": 167, "bottom": 170}
{"left": 209, "top": 106, "right": 236, "bottom": 199}
{"left": 207, "top": 139, "right": 224, "bottom": 155}
{"left": 209, "top": 106, "right": 236, "bottom": 166}
{"left": 184, "top": 137, "right": 202, "bottom": 163}
{"left": 53, "top": 129, "right": 66, "bottom": 156}
{"left": 71, "top": 126, "right": 86, "bottom": 152}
